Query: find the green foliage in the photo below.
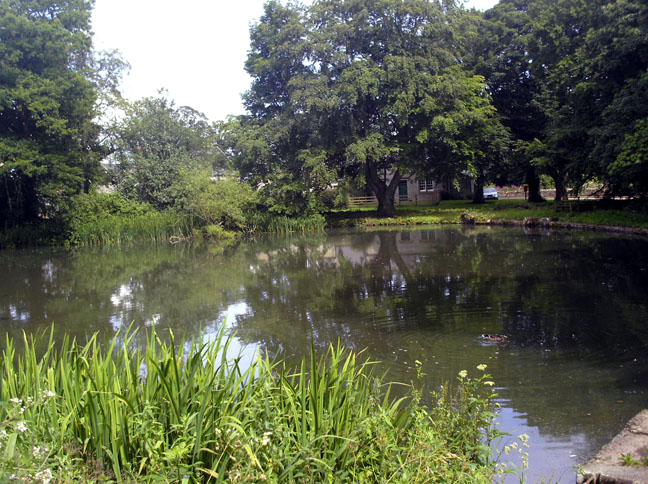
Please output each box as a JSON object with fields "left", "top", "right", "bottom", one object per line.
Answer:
{"left": 609, "top": 119, "right": 648, "bottom": 198}
{"left": 0, "top": 0, "right": 108, "bottom": 226}
{"left": 478, "top": 0, "right": 648, "bottom": 200}
{"left": 318, "top": 187, "right": 348, "bottom": 211}
{"left": 328, "top": 200, "right": 648, "bottom": 230}
{"left": 238, "top": 0, "right": 509, "bottom": 217}
{"left": 110, "top": 96, "right": 216, "bottom": 210}
{"left": 65, "top": 192, "right": 189, "bottom": 246}
{"left": 0, "top": 327, "right": 499, "bottom": 483}
{"left": 248, "top": 213, "right": 326, "bottom": 234}
{"left": 173, "top": 169, "right": 257, "bottom": 233}
{"left": 618, "top": 453, "right": 643, "bottom": 467}
{"left": 205, "top": 224, "right": 236, "bottom": 240}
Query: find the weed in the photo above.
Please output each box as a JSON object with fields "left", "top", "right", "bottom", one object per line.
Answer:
{"left": 619, "top": 453, "right": 643, "bottom": 466}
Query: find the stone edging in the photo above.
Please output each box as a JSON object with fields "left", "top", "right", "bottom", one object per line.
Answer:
{"left": 494, "top": 218, "right": 648, "bottom": 236}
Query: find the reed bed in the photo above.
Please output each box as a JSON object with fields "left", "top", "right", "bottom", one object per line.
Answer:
{"left": 249, "top": 214, "right": 327, "bottom": 234}
{"left": 0, "top": 328, "right": 498, "bottom": 483}
{"left": 71, "top": 212, "right": 191, "bottom": 246}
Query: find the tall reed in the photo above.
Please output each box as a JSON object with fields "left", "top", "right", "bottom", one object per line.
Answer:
{"left": 0, "top": 327, "right": 498, "bottom": 483}
{"left": 71, "top": 212, "right": 192, "bottom": 246}
{"left": 248, "top": 213, "right": 326, "bottom": 234}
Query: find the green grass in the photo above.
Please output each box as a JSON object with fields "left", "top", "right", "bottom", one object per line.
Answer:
{"left": 70, "top": 211, "right": 192, "bottom": 246}
{"left": 249, "top": 213, "right": 327, "bottom": 234}
{"left": 327, "top": 199, "right": 648, "bottom": 231}
{"left": 0, "top": 327, "right": 500, "bottom": 483}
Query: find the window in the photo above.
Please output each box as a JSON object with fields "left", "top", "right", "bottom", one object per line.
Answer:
{"left": 419, "top": 180, "right": 435, "bottom": 192}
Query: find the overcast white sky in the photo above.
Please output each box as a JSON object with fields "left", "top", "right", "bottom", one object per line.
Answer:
{"left": 92, "top": 0, "right": 498, "bottom": 123}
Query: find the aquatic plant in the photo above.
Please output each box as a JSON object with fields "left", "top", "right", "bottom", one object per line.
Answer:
{"left": 249, "top": 213, "right": 327, "bottom": 233}
{"left": 0, "top": 327, "right": 499, "bottom": 483}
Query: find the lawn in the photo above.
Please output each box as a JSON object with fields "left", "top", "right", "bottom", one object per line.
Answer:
{"left": 327, "top": 199, "right": 648, "bottom": 231}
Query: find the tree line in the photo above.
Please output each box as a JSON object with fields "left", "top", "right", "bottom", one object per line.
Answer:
{"left": 1, "top": 0, "right": 647, "bottom": 238}
{"left": 233, "top": 0, "right": 648, "bottom": 215}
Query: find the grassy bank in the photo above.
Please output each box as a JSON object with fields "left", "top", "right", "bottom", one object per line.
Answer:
{"left": 327, "top": 200, "right": 648, "bottom": 232}
{"left": 0, "top": 328, "right": 500, "bottom": 483}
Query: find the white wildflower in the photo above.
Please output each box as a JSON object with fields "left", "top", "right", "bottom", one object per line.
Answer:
{"left": 33, "top": 446, "right": 48, "bottom": 459}
{"left": 34, "top": 468, "right": 53, "bottom": 484}
{"left": 476, "top": 364, "right": 487, "bottom": 371}
{"left": 458, "top": 370, "right": 468, "bottom": 379}
{"left": 9, "top": 398, "right": 21, "bottom": 405}
{"left": 16, "top": 421, "right": 27, "bottom": 433}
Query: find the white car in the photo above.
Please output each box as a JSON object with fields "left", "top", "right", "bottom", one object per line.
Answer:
{"left": 484, "top": 187, "right": 499, "bottom": 200}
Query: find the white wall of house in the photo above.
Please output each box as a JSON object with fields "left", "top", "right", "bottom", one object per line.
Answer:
{"left": 396, "top": 177, "right": 441, "bottom": 203}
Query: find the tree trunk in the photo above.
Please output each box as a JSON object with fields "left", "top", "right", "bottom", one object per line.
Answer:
{"left": 553, "top": 172, "right": 568, "bottom": 201}
{"left": 365, "top": 160, "right": 399, "bottom": 217}
{"left": 472, "top": 175, "right": 485, "bottom": 204}
{"left": 21, "top": 175, "right": 40, "bottom": 223}
{"left": 526, "top": 167, "right": 544, "bottom": 203}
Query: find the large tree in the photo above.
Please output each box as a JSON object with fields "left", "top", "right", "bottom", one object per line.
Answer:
{"left": 109, "top": 95, "right": 216, "bottom": 210}
{"left": 471, "top": 0, "right": 548, "bottom": 202}
{"left": 241, "top": 0, "right": 507, "bottom": 217}
{"left": 0, "top": 0, "right": 106, "bottom": 227}
{"left": 582, "top": 0, "right": 648, "bottom": 198}
{"left": 478, "top": 0, "right": 648, "bottom": 201}
{"left": 237, "top": 1, "right": 336, "bottom": 216}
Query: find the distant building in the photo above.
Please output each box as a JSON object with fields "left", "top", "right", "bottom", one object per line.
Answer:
{"left": 385, "top": 172, "right": 474, "bottom": 202}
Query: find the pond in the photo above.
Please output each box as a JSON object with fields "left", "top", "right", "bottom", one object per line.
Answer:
{"left": 1, "top": 226, "right": 648, "bottom": 482}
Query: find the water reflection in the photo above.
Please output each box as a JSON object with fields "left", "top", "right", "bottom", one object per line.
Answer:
{"left": 1, "top": 227, "right": 648, "bottom": 482}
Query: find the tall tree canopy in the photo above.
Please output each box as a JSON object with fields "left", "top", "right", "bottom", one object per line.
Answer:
{"left": 478, "top": 0, "right": 648, "bottom": 200}
{"left": 0, "top": 0, "right": 106, "bottom": 226}
{"left": 109, "top": 95, "right": 216, "bottom": 210}
{"left": 238, "top": 0, "right": 508, "bottom": 216}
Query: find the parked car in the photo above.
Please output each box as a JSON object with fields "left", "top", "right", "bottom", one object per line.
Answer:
{"left": 484, "top": 187, "right": 499, "bottom": 200}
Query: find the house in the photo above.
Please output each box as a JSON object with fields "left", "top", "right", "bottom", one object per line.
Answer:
{"left": 391, "top": 173, "right": 475, "bottom": 203}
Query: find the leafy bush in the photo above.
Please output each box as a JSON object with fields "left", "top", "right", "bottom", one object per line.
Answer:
{"left": 608, "top": 118, "right": 648, "bottom": 198}
{"left": 318, "top": 187, "right": 349, "bottom": 211}
{"left": 205, "top": 224, "right": 235, "bottom": 240}
{"left": 110, "top": 96, "right": 215, "bottom": 210}
{"left": 65, "top": 192, "right": 189, "bottom": 245}
{"left": 173, "top": 169, "right": 257, "bottom": 233}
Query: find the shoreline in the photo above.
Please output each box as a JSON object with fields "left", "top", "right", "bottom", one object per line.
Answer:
{"left": 325, "top": 199, "right": 648, "bottom": 236}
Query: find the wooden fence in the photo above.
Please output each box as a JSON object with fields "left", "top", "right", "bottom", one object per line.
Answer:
{"left": 347, "top": 196, "right": 378, "bottom": 208}
{"left": 347, "top": 191, "right": 441, "bottom": 208}
{"left": 554, "top": 200, "right": 580, "bottom": 212}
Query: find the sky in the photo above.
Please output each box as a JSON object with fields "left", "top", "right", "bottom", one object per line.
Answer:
{"left": 92, "top": 0, "right": 499, "bottom": 123}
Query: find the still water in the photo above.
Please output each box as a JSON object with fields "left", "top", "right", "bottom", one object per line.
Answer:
{"left": 1, "top": 226, "right": 648, "bottom": 482}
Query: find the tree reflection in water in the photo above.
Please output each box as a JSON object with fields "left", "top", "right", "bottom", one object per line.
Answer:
{"left": 1, "top": 227, "right": 647, "bottom": 482}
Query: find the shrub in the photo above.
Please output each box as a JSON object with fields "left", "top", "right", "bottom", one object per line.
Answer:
{"left": 173, "top": 169, "right": 257, "bottom": 232}
{"left": 205, "top": 224, "right": 235, "bottom": 240}
{"left": 65, "top": 192, "right": 189, "bottom": 245}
